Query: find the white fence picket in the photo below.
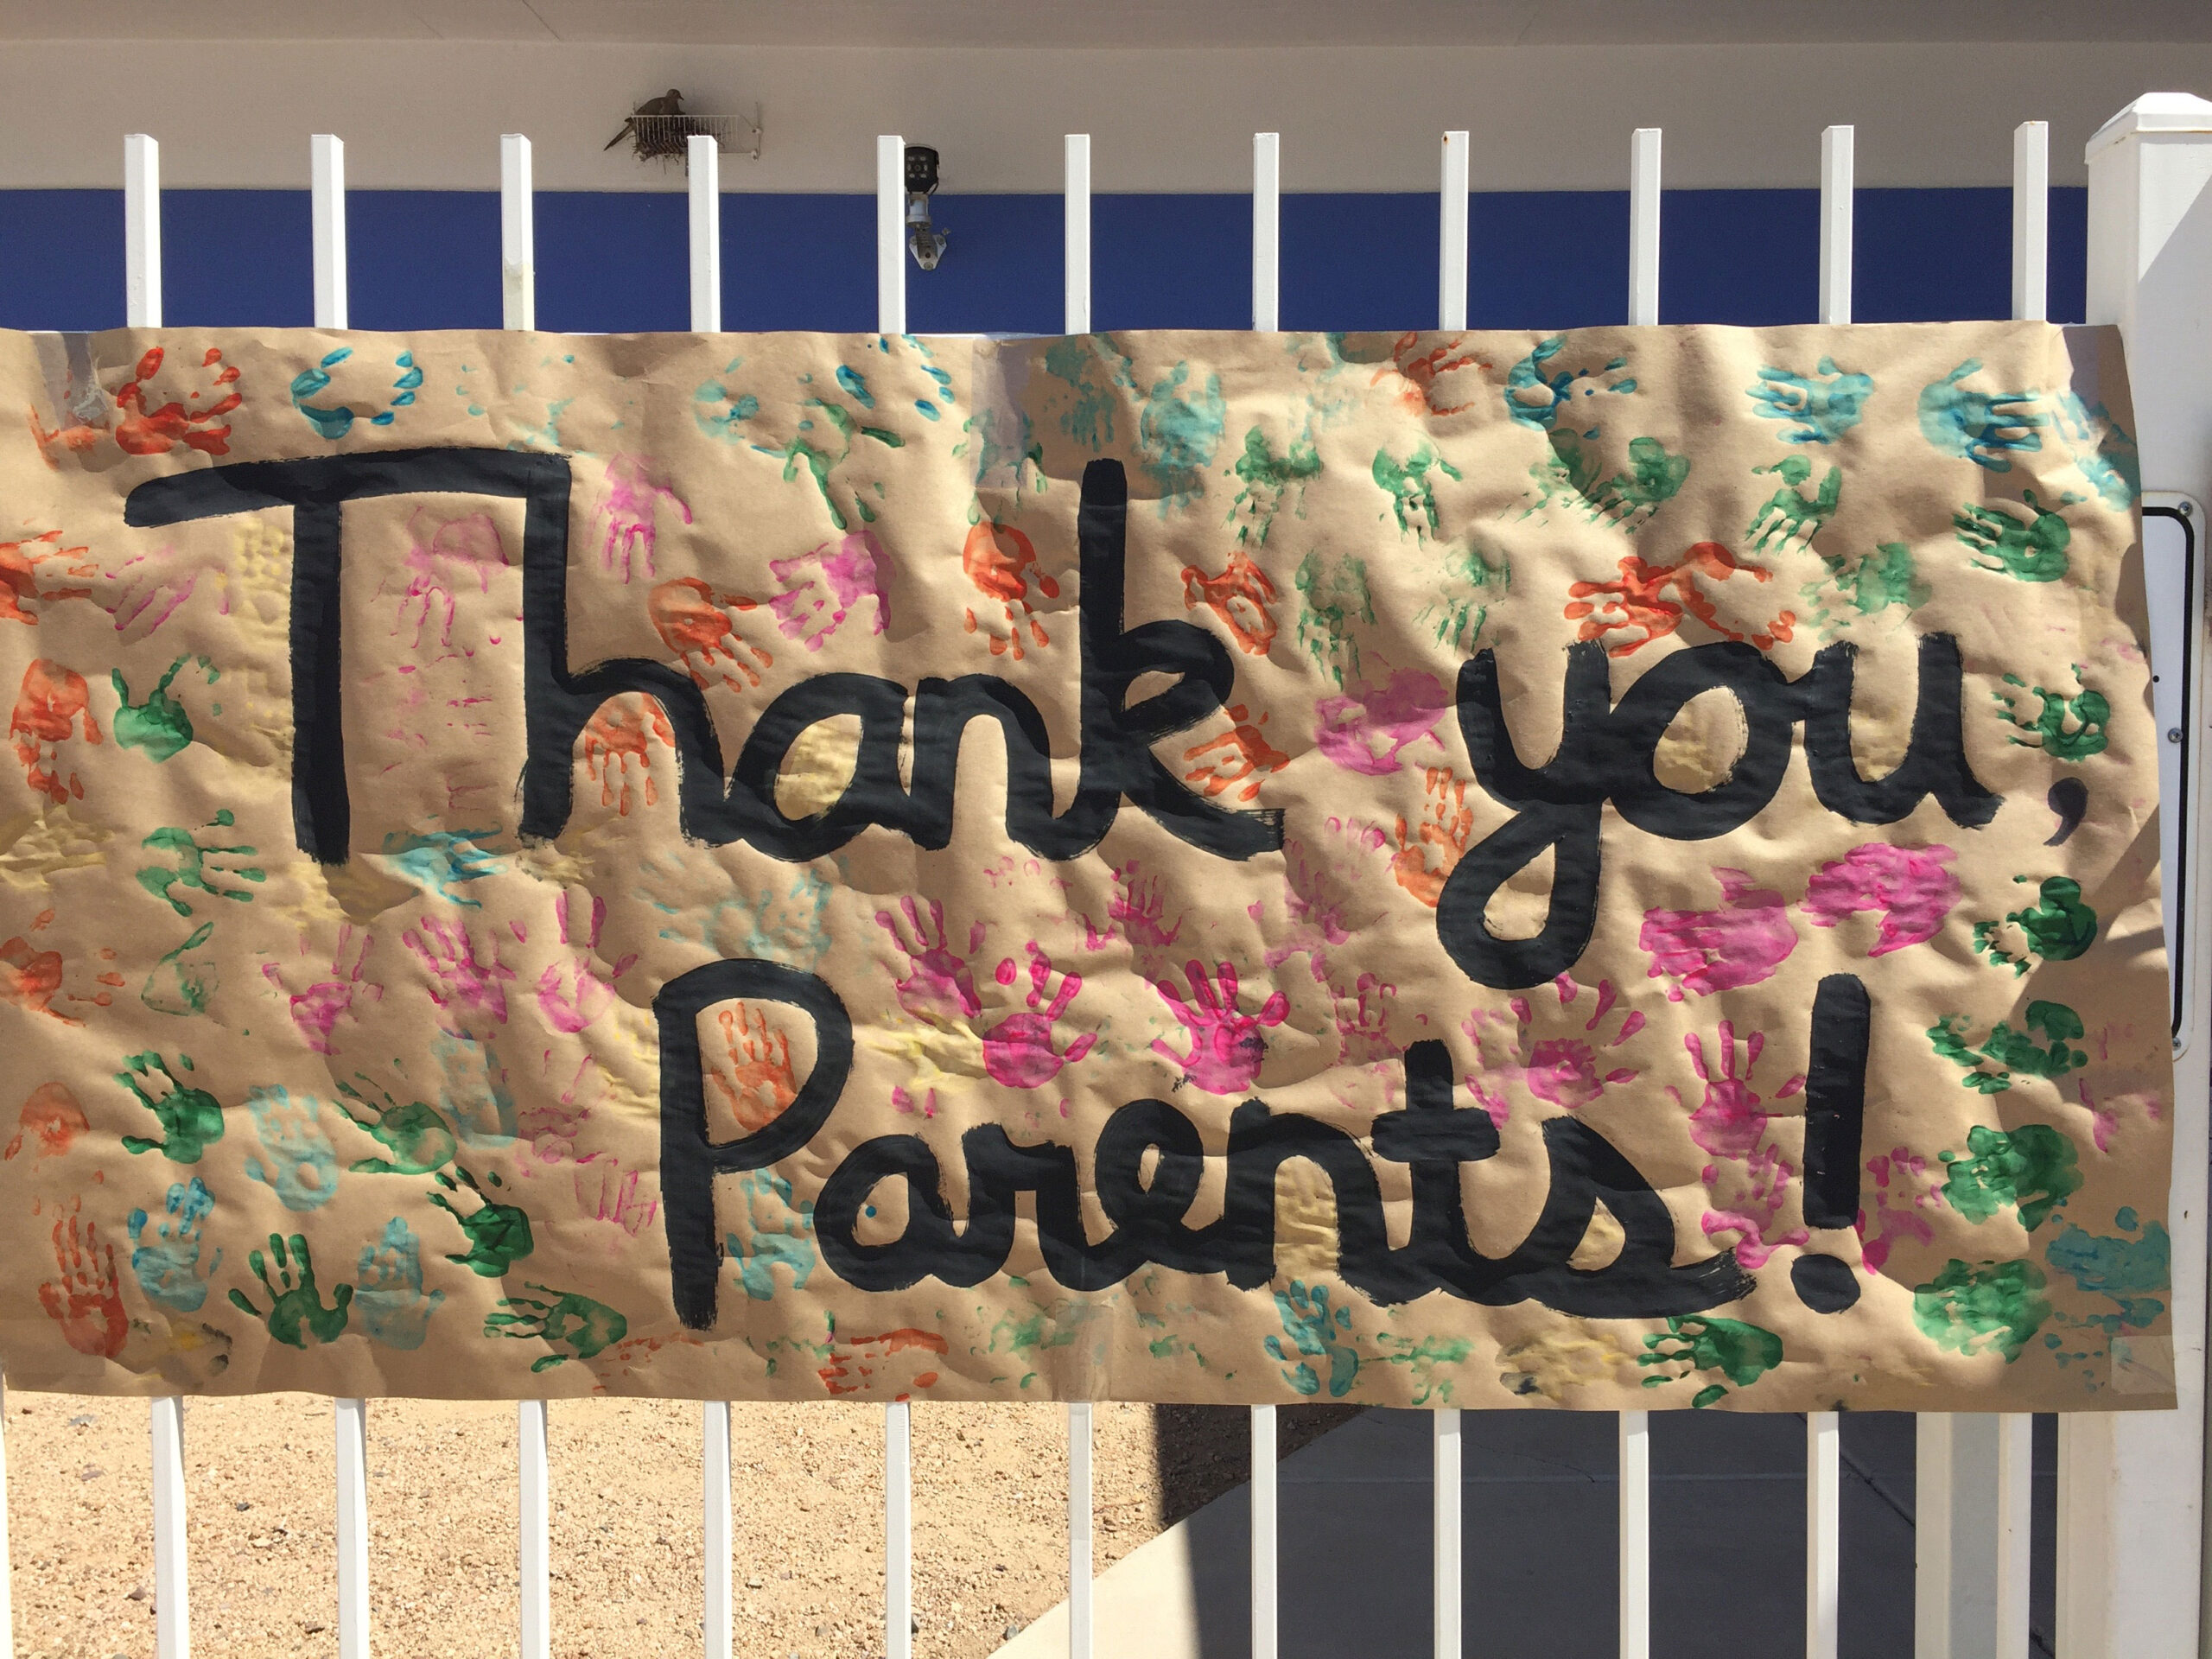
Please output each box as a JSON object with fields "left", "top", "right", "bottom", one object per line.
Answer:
{"left": 311, "top": 133, "right": 347, "bottom": 330}
{"left": 2012, "top": 120, "right": 2049, "bottom": 323}
{"left": 150, "top": 1395, "right": 188, "bottom": 1659}
{"left": 1065, "top": 133, "right": 1092, "bottom": 335}
{"left": 878, "top": 133, "right": 906, "bottom": 336}
{"left": 1818, "top": 124, "right": 1853, "bottom": 327}
{"left": 1433, "top": 1408, "right": 1461, "bottom": 1659}
{"left": 886, "top": 1401, "right": 913, "bottom": 1659}
{"left": 1808, "top": 1412, "right": 1840, "bottom": 1659}
{"left": 703, "top": 1400, "right": 734, "bottom": 1659}
{"left": 1068, "top": 1402, "right": 1095, "bottom": 1659}
{"left": 690, "top": 132, "right": 721, "bottom": 332}
{"left": 1628, "top": 127, "right": 1661, "bottom": 327}
{"left": 1440, "top": 130, "right": 1469, "bottom": 332}
{"left": 1252, "top": 133, "right": 1281, "bottom": 333}
{"left": 1618, "top": 1412, "right": 1649, "bottom": 1659}
{"left": 1249, "top": 1403, "right": 1277, "bottom": 1659}
{"left": 501, "top": 132, "right": 535, "bottom": 331}
{"left": 518, "top": 1401, "right": 551, "bottom": 1659}
{"left": 124, "top": 132, "right": 161, "bottom": 329}
{"left": 334, "top": 1396, "right": 369, "bottom": 1659}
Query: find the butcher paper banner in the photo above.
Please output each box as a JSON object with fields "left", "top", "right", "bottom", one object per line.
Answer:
{"left": 0, "top": 322, "right": 2174, "bottom": 1411}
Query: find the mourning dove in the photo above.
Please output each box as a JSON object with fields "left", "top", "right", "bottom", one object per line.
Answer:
{"left": 604, "top": 90, "right": 686, "bottom": 151}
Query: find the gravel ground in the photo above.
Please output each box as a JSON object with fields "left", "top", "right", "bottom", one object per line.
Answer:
{"left": 3, "top": 1392, "right": 1352, "bottom": 1659}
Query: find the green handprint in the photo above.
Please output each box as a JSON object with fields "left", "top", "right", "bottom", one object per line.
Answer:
{"left": 1745, "top": 357, "right": 1873, "bottom": 444}
{"left": 141, "top": 920, "right": 218, "bottom": 1016}
{"left": 227, "top": 1233, "right": 352, "bottom": 1349}
{"left": 1263, "top": 1279, "right": 1361, "bottom": 1399}
{"left": 1798, "top": 542, "right": 1930, "bottom": 640}
{"left": 1228, "top": 427, "right": 1322, "bottom": 548}
{"left": 485, "top": 1284, "right": 628, "bottom": 1372}
{"left": 111, "top": 655, "right": 215, "bottom": 762}
{"left": 1941, "top": 1122, "right": 2082, "bottom": 1232}
{"left": 726, "top": 1169, "right": 817, "bottom": 1301}
{"left": 1502, "top": 335, "right": 1635, "bottom": 431}
{"left": 1589, "top": 435, "right": 1692, "bottom": 525}
{"left": 115, "top": 1050, "right": 225, "bottom": 1162}
{"left": 337, "top": 1075, "right": 459, "bottom": 1175}
{"left": 1293, "top": 551, "right": 1373, "bottom": 689}
{"left": 1912, "top": 1258, "right": 2050, "bottom": 1361}
{"left": 1745, "top": 455, "right": 1842, "bottom": 551}
{"left": 1519, "top": 429, "right": 1606, "bottom": 520}
{"left": 137, "top": 810, "right": 265, "bottom": 917}
{"left": 354, "top": 1217, "right": 445, "bottom": 1350}
{"left": 1372, "top": 1332, "right": 1473, "bottom": 1405}
{"left": 1637, "top": 1314, "right": 1783, "bottom": 1408}
{"left": 1953, "top": 488, "right": 2070, "bottom": 582}
{"left": 1919, "top": 359, "right": 2047, "bottom": 472}
{"left": 1372, "top": 442, "right": 1461, "bottom": 539}
{"left": 1993, "top": 669, "right": 2108, "bottom": 761}
{"left": 1973, "top": 875, "right": 2098, "bottom": 976}
{"left": 1928, "top": 1001, "right": 2088, "bottom": 1094}
{"left": 1414, "top": 542, "right": 1510, "bottom": 652}
{"left": 428, "top": 1164, "right": 533, "bottom": 1276}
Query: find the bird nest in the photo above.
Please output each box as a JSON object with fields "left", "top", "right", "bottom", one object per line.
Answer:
{"left": 620, "top": 114, "right": 759, "bottom": 167}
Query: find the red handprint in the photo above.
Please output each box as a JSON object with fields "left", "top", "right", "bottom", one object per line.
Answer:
{"left": 983, "top": 944, "right": 1098, "bottom": 1088}
{"left": 1565, "top": 543, "right": 1795, "bottom": 658}
{"left": 1462, "top": 972, "right": 1646, "bottom": 1124}
{"left": 114, "top": 346, "right": 242, "bottom": 457}
{"left": 963, "top": 519, "right": 1058, "bottom": 659}
{"left": 5, "top": 1082, "right": 88, "bottom": 1160}
{"left": 649, "top": 577, "right": 773, "bottom": 690}
{"left": 582, "top": 698, "right": 674, "bottom": 816}
{"left": 38, "top": 1200, "right": 126, "bottom": 1359}
{"left": 1183, "top": 704, "right": 1287, "bottom": 804}
{"left": 0, "top": 531, "right": 94, "bottom": 625}
{"left": 1150, "top": 960, "right": 1288, "bottom": 1096}
{"left": 1385, "top": 331, "right": 1487, "bottom": 417}
{"left": 262, "top": 926, "right": 382, "bottom": 1055}
{"left": 535, "top": 891, "right": 638, "bottom": 1035}
{"left": 711, "top": 1001, "right": 799, "bottom": 1131}
{"left": 874, "top": 896, "right": 986, "bottom": 1027}
{"left": 10, "top": 658, "right": 103, "bottom": 801}
{"left": 403, "top": 915, "right": 518, "bottom": 1033}
{"left": 1180, "top": 550, "right": 1279, "bottom": 656}
{"left": 1390, "top": 766, "right": 1475, "bottom": 908}
{"left": 0, "top": 931, "right": 119, "bottom": 1026}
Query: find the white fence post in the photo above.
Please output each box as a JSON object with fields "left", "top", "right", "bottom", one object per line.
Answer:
{"left": 151, "top": 1395, "right": 189, "bottom": 1659}
{"left": 1251, "top": 133, "right": 1280, "bottom": 332}
{"left": 500, "top": 133, "right": 534, "bottom": 332}
{"left": 2061, "top": 88, "right": 2212, "bottom": 1659}
{"left": 1065, "top": 133, "right": 1091, "bottom": 335}
{"left": 703, "top": 1400, "right": 733, "bottom": 1659}
{"left": 1628, "top": 128, "right": 1661, "bottom": 326}
{"left": 878, "top": 134, "right": 906, "bottom": 336}
{"left": 518, "top": 1400, "right": 550, "bottom": 1659}
{"left": 334, "top": 1396, "right": 369, "bottom": 1659}
{"left": 689, "top": 132, "right": 721, "bottom": 332}
{"left": 311, "top": 132, "right": 348, "bottom": 330}
{"left": 1433, "top": 1408, "right": 1461, "bottom": 1659}
{"left": 1250, "top": 1402, "right": 1277, "bottom": 1659}
{"left": 1439, "top": 130, "right": 1468, "bottom": 331}
{"left": 124, "top": 132, "right": 161, "bottom": 328}
{"left": 886, "top": 1401, "right": 912, "bottom": 1659}
{"left": 1068, "top": 1402, "right": 1094, "bottom": 1659}
{"left": 2013, "top": 120, "right": 2049, "bottom": 324}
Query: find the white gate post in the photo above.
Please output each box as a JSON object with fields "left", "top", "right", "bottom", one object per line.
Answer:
{"left": 2061, "top": 89, "right": 2212, "bottom": 1659}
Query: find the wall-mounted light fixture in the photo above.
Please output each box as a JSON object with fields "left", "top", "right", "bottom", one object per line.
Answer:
{"left": 905, "top": 144, "right": 947, "bottom": 270}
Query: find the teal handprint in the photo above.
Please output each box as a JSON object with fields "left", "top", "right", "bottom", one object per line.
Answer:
{"left": 1973, "top": 875, "right": 2098, "bottom": 976}
{"left": 1264, "top": 1280, "right": 1361, "bottom": 1399}
{"left": 337, "top": 1076, "right": 459, "bottom": 1175}
{"left": 1928, "top": 1001, "right": 2088, "bottom": 1094}
{"left": 128, "top": 1176, "right": 221, "bottom": 1313}
{"left": 1502, "top": 336, "right": 1634, "bottom": 431}
{"left": 2051, "top": 391, "right": 2139, "bottom": 510}
{"left": 1919, "top": 359, "right": 2047, "bottom": 472}
{"left": 243, "top": 1085, "right": 341, "bottom": 1211}
{"left": 354, "top": 1217, "right": 445, "bottom": 1351}
{"left": 1637, "top": 1313, "right": 1783, "bottom": 1408}
{"left": 1993, "top": 669, "right": 2107, "bottom": 760}
{"left": 111, "top": 655, "right": 215, "bottom": 762}
{"left": 2046, "top": 1208, "right": 2170, "bottom": 1332}
{"left": 227, "top": 1233, "right": 353, "bottom": 1348}
{"left": 1746, "top": 357, "right": 1873, "bottom": 444}
{"left": 634, "top": 861, "right": 832, "bottom": 969}
{"left": 137, "top": 810, "right": 265, "bottom": 917}
{"left": 377, "top": 828, "right": 501, "bottom": 906}
{"left": 485, "top": 1284, "right": 628, "bottom": 1371}
{"left": 1954, "top": 489, "right": 2070, "bottom": 582}
{"left": 116, "top": 1050, "right": 225, "bottom": 1162}
{"left": 429, "top": 1032, "right": 518, "bottom": 1149}
{"left": 1746, "top": 455, "right": 1842, "bottom": 552}
{"left": 727, "top": 1170, "right": 817, "bottom": 1301}
{"left": 429, "top": 1164, "right": 533, "bottom": 1275}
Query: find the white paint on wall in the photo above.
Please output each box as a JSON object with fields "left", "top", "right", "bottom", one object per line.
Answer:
{"left": 1, "top": 40, "right": 2207, "bottom": 193}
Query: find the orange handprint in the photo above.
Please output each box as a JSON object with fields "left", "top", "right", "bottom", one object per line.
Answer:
{"left": 1390, "top": 766, "right": 1476, "bottom": 908}
{"left": 114, "top": 346, "right": 243, "bottom": 458}
{"left": 582, "top": 698, "right": 674, "bottom": 815}
{"left": 10, "top": 658, "right": 103, "bottom": 801}
{"left": 1182, "top": 705, "right": 1287, "bottom": 804}
{"left": 962, "top": 519, "right": 1058, "bottom": 660}
{"left": 1565, "top": 543, "right": 1795, "bottom": 658}
{"left": 38, "top": 1200, "right": 126, "bottom": 1359}
{"left": 1180, "top": 550, "right": 1279, "bottom": 655}
{"left": 649, "top": 577, "right": 773, "bottom": 690}
{"left": 710, "top": 1001, "right": 799, "bottom": 1132}
{"left": 4, "top": 1082, "right": 89, "bottom": 1160}
{"left": 0, "top": 531, "right": 94, "bottom": 625}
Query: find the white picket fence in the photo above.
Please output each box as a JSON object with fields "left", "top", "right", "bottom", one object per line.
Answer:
{"left": 6, "top": 89, "right": 2210, "bottom": 1659}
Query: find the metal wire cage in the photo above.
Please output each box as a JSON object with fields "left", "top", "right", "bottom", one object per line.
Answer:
{"left": 622, "top": 109, "right": 763, "bottom": 165}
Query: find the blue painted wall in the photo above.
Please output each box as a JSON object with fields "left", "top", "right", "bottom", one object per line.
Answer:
{"left": 0, "top": 188, "right": 2087, "bottom": 335}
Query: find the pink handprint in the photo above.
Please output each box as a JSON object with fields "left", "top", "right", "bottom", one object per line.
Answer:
{"left": 1800, "top": 843, "right": 1959, "bottom": 957}
{"left": 1677, "top": 1019, "right": 1809, "bottom": 1272}
{"left": 983, "top": 944, "right": 1098, "bottom": 1088}
{"left": 648, "top": 577, "right": 773, "bottom": 691}
{"left": 99, "top": 544, "right": 200, "bottom": 641}
{"left": 1330, "top": 970, "right": 1400, "bottom": 1065}
{"left": 1681, "top": 1020, "right": 1801, "bottom": 1162}
{"left": 1638, "top": 868, "right": 1798, "bottom": 1002}
{"left": 874, "top": 897, "right": 985, "bottom": 1027}
{"left": 1858, "top": 1147, "right": 1941, "bottom": 1274}
{"left": 403, "top": 916, "right": 518, "bottom": 1033}
{"left": 1150, "top": 960, "right": 1288, "bottom": 1096}
{"left": 261, "top": 927, "right": 382, "bottom": 1055}
{"left": 1264, "top": 831, "right": 1382, "bottom": 984}
{"left": 535, "top": 892, "right": 638, "bottom": 1034}
{"left": 1461, "top": 972, "right": 1645, "bottom": 1125}
{"left": 595, "top": 454, "right": 692, "bottom": 582}
{"left": 1081, "top": 860, "right": 1185, "bottom": 964}
{"left": 1313, "top": 669, "right": 1448, "bottom": 777}
{"left": 382, "top": 509, "right": 510, "bottom": 655}
{"left": 576, "top": 1159, "right": 660, "bottom": 1240}
{"left": 767, "top": 531, "right": 891, "bottom": 652}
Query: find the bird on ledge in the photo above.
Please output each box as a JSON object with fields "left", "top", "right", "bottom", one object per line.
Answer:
{"left": 605, "top": 90, "right": 686, "bottom": 152}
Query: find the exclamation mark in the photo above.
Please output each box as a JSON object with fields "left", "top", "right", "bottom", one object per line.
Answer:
{"left": 1796, "top": 973, "right": 1870, "bottom": 1313}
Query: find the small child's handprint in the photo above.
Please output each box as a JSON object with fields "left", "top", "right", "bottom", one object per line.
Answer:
{"left": 1461, "top": 971, "right": 1646, "bottom": 1123}
{"left": 1745, "top": 358, "right": 1873, "bottom": 445}
{"left": 428, "top": 1165, "right": 534, "bottom": 1276}
{"left": 1745, "top": 456, "right": 1841, "bottom": 552}
{"left": 1150, "top": 959, "right": 1288, "bottom": 1096}
{"left": 39, "top": 1200, "right": 126, "bottom": 1358}
{"left": 115, "top": 1049, "right": 225, "bottom": 1163}
{"left": 10, "top": 657, "right": 103, "bottom": 802}
{"left": 354, "top": 1217, "right": 445, "bottom": 1350}
{"left": 1637, "top": 1313, "right": 1783, "bottom": 1408}
{"left": 595, "top": 454, "right": 691, "bottom": 582}
{"left": 1181, "top": 703, "right": 1287, "bottom": 804}
{"left": 982, "top": 944, "right": 1098, "bottom": 1088}
{"left": 875, "top": 896, "right": 985, "bottom": 1027}
{"left": 403, "top": 914, "right": 517, "bottom": 1033}
{"left": 710, "top": 1001, "right": 799, "bottom": 1131}
{"left": 228, "top": 1232, "right": 352, "bottom": 1349}
{"left": 1264, "top": 1280, "right": 1361, "bottom": 1399}
{"left": 1389, "top": 766, "right": 1475, "bottom": 908}
{"left": 1638, "top": 868, "right": 1799, "bottom": 1001}
{"left": 964, "top": 518, "right": 1061, "bottom": 659}
{"left": 1953, "top": 489, "right": 2071, "bottom": 583}
{"left": 535, "top": 890, "right": 637, "bottom": 1034}
{"left": 766, "top": 531, "right": 891, "bottom": 652}
{"left": 582, "top": 699, "right": 673, "bottom": 817}
{"left": 261, "top": 926, "right": 381, "bottom": 1056}
{"left": 128, "top": 1175, "right": 221, "bottom": 1314}
{"left": 336, "top": 1077, "right": 459, "bottom": 1175}
{"left": 137, "top": 810, "right": 265, "bottom": 917}
{"left": 1179, "top": 549, "right": 1275, "bottom": 658}
{"left": 5, "top": 1081, "right": 89, "bottom": 1160}
{"left": 649, "top": 577, "right": 773, "bottom": 690}
{"left": 1681, "top": 1019, "right": 1803, "bottom": 1164}
{"left": 1918, "top": 359, "right": 2046, "bottom": 472}
{"left": 243, "top": 1084, "right": 342, "bottom": 1212}
{"left": 727, "top": 1169, "right": 817, "bottom": 1301}
{"left": 484, "top": 1284, "right": 628, "bottom": 1372}
{"left": 381, "top": 508, "right": 509, "bottom": 656}
{"left": 0, "top": 530, "right": 95, "bottom": 625}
